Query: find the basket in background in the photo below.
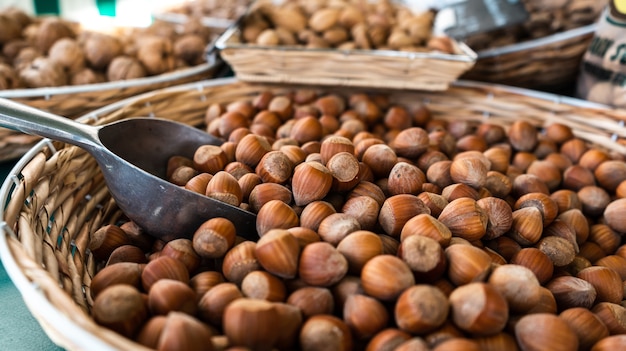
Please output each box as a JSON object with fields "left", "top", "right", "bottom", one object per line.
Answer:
{"left": 461, "top": 0, "right": 607, "bottom": 93}
{"left": 215, "top": 0, "right": 477, "bottom": 91}
{"left": 0, "top": 8, "right": 222, "bottom": 162}
{"left": 1, "top": 77, "right": 626, "bottom": 350}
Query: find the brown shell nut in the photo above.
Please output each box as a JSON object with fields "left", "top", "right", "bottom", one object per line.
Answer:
{"left": 136, "top": 35, "right": 176, "bottom": 75}
{"left": 84, "top": 84, "right": 626, "bottom": 349}
{"left": 19, "top": 57, "right": 67, "bottom": 88}
{"left": 106, "top": 56, "right": 146, "bottom": 81}
{"left": 84, "top": 33, "right": 123, "bottom": 70}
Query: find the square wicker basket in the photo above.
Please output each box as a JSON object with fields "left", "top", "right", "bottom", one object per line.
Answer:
{"left": 1, "top": 78, "right": 626, "bottom": 350}
{"left": 216, "top": 25, "right": 477, "bottom": 91}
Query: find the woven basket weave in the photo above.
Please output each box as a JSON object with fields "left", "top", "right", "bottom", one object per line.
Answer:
{"left": 0, "top": 61, "right": 219, "bottom": 163}
{"left": 1, "top": 78, "right": 626, "bottom": 350}
{"left": 462, "top": 24, "right": 596, "bottom": 92}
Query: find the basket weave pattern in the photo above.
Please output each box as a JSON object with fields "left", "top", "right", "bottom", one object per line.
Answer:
{"left": 1, "top": 78, "right": 626, "bottom": 350}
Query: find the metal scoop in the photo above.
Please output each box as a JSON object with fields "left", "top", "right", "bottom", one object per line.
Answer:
{"left": 0, "top": 98, "right": 258, "bottom": 242}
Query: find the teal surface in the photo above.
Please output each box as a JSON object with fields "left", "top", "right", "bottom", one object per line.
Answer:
{"left": 0, "top": 160, "right": 64, "bottom": 351}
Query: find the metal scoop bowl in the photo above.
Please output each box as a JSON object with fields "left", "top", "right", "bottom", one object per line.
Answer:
{"left": 0, "top": 98, "right": 258, "bottom": 242}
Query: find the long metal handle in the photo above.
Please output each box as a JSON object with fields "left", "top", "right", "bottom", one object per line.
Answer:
{"left": 0, "top": 98, "right": 100, "bottom": 150}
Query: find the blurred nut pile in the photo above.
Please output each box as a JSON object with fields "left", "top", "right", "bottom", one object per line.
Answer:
{"left": 464, "top": 0, "right": 607, "bottom": 50}
{"left": 0, "top": 7, "right": 213, "bottom": 89}
{"left": 159, "top": 0, "right": 252, "bottom": 20}
{"left": 239, "top": 0, "right": 455, "bottom": 54}
{"left": 88, "top": 87, "right": 626, "bottom": 350}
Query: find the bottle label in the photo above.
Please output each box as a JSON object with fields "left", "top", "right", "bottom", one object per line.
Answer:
{"left": 576, "top": 1, "right": 626, "bottom": 108}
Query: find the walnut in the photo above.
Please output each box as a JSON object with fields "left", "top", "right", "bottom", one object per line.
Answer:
{"left": 36, "top": 17, "right": 75, "bottom": 54}
{"left": 173, "top": 34, "right": 206, "bottom": 66}
{"left": 84, "top": 33, "right": 123, "bottom": 70}
{"left": 141, "top": 20, "right": 177, "bottom": 40}
{"left": 181, "top": 18, "right": 212, "bottom": 42}
{"left": 4, "top": 7, "right": 32, "bottom": 28}
{"left": 2, "top": 39, "right": 30, "bottom": 63}
{"left": 136, "top": 36, "right": 175, "bottom": 75}
{"left": 0, "top": 14, "right": 22, "bottom": 44}
{"left": 106, "top": 56, "right": 146, "bottom": 81}
{"left": 70, "top": 67, "right": 106, "bottom": 85}
{"left": 19, "top": 57, "right": 67, "bottom": 88}
{"left": 48, "top": 38, "right": 85, "bottom": 74}
{"left": 13, "top": 47, "right": 40, "bottom": 71}
{"left": 0, "top": 63, "right": 20, "bottom": 89}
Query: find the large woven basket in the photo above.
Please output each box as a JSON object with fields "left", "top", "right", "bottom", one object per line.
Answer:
{"left": 462, "top": 24, "right": 597, "bottom": 92}
{"left": 1, "top": 77, "right": 626, "bottom": 350}
{"left": 0, "top": 61, "right": 219, "bottom": 163}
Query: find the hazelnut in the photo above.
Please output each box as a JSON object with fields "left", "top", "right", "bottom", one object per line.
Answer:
{"left": 221, "top": 241, "right": 260, "bottom": 284}
{"left": 193, "top": 217, "right": 236, "bottom": 259}
{"left": 344, "top": 294, "right": 389, "bottom": 339}
{"left": 241, "top": 270, "right": 286, "bottom": 302}
{"left": 223, "top": 298, "right": 280, "bottom": 350}
{"left": 361, "top": 255, "right": 414, "bottom": 301}
{"left": 515, "top": 314, "right": 578, "bottom": 351}
{"left": 546, "top": 275, "right": 597, "bottom": 310}
{"left": 438, "top": 197, "right": 488, "bottom": 241}
{"left": 365, "top": 328, "right": 412, "bottom": 351}
{"left": 300, "top": 314, "right": 352, "bottom": 351}
{"left": 148, "top": 279, "right": 197, "bottom": 316}
{"left": 299, "top": 242, "right": 348, "bottom": 287}
{"left": 444, "top": 244, "right": 492, "bottom": 286}
{"left": 137, "top": 312, "right": 213, "bottom": 351}
{"left": 560, "top": 307, "right": 609, "bottom": 351}
{"left": 291, "top": 161, "right": 333, "bottom": 206}
{"left": 395, "top": 285, "right": 449, "bottom": 334}
{"left": 287, "top": 286, "right": 334, "bottom": 318}
{"left": 378, "top": 194, "right": 430, "bottom": 237}
{"left": 90, "top": 262, "right": 144, "bottom": 298}
{"left": 92, "top": 284, "right": 148, "bottom": 338}
{"left": 488, "top": 264, "right": 542, "bottom": 313}
{"left": 449, "top": 282, "right": 509, "bottom": 336}
{"left": 197, "top": 282, "right": 243, "bottom": 326}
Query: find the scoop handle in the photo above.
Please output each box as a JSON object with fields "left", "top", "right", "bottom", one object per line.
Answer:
{"left": 0, "top": 98, "right": 100, "bottom": 150}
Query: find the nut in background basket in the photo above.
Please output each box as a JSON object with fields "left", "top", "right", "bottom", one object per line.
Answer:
{"left": 215, "top": 0, "right": 477, "bottom": 91}
{"left": 0, "top": 9, "right": 224, "bottom": 162}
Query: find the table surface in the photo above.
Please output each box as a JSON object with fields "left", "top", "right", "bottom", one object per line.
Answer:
{"left": 0, "top": 160, "right": 64, "bottom": 351}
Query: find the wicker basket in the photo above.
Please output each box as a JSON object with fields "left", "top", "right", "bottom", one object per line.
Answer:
{"left": 462, "top": 24, "right": 597, "bottom": 92}
{"left": 1, "top": 77, "right": 626, "bottom": 350}
{"left": 216, "top": 24, "right": 477, "bottom": 91}
{"left": 0, "top": 61, "right": 219, "bottom": 163}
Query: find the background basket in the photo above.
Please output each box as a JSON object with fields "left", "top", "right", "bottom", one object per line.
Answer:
{"left": 461, "top": 0, "right": 607, "bottom": 92}
{"left": 461, "top": 24, "right": 596, "bottom": 93}
{"left": 0, "top": 61, "right": 219, "bottom": 163}
{"left": 1, "top": 77, "right": 626, "bottom": 350}
{"left": 216, "top": 25, "right": 477, "bottom": 91}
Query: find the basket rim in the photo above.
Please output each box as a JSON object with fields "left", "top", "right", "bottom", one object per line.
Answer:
{"left": 215, "top": 23, "right": 478, "bottom": 63}
{"left": 475, "top": 23, "right": 597, "bottom": 59}
{"left": 1, "top": 77, "right": 625, "bottom": 351}
{"left": 0, "top": 61, "right": 217, "bottom": 99}
{"left": 151, "top": 11, "right": 234, "bottom": 30}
